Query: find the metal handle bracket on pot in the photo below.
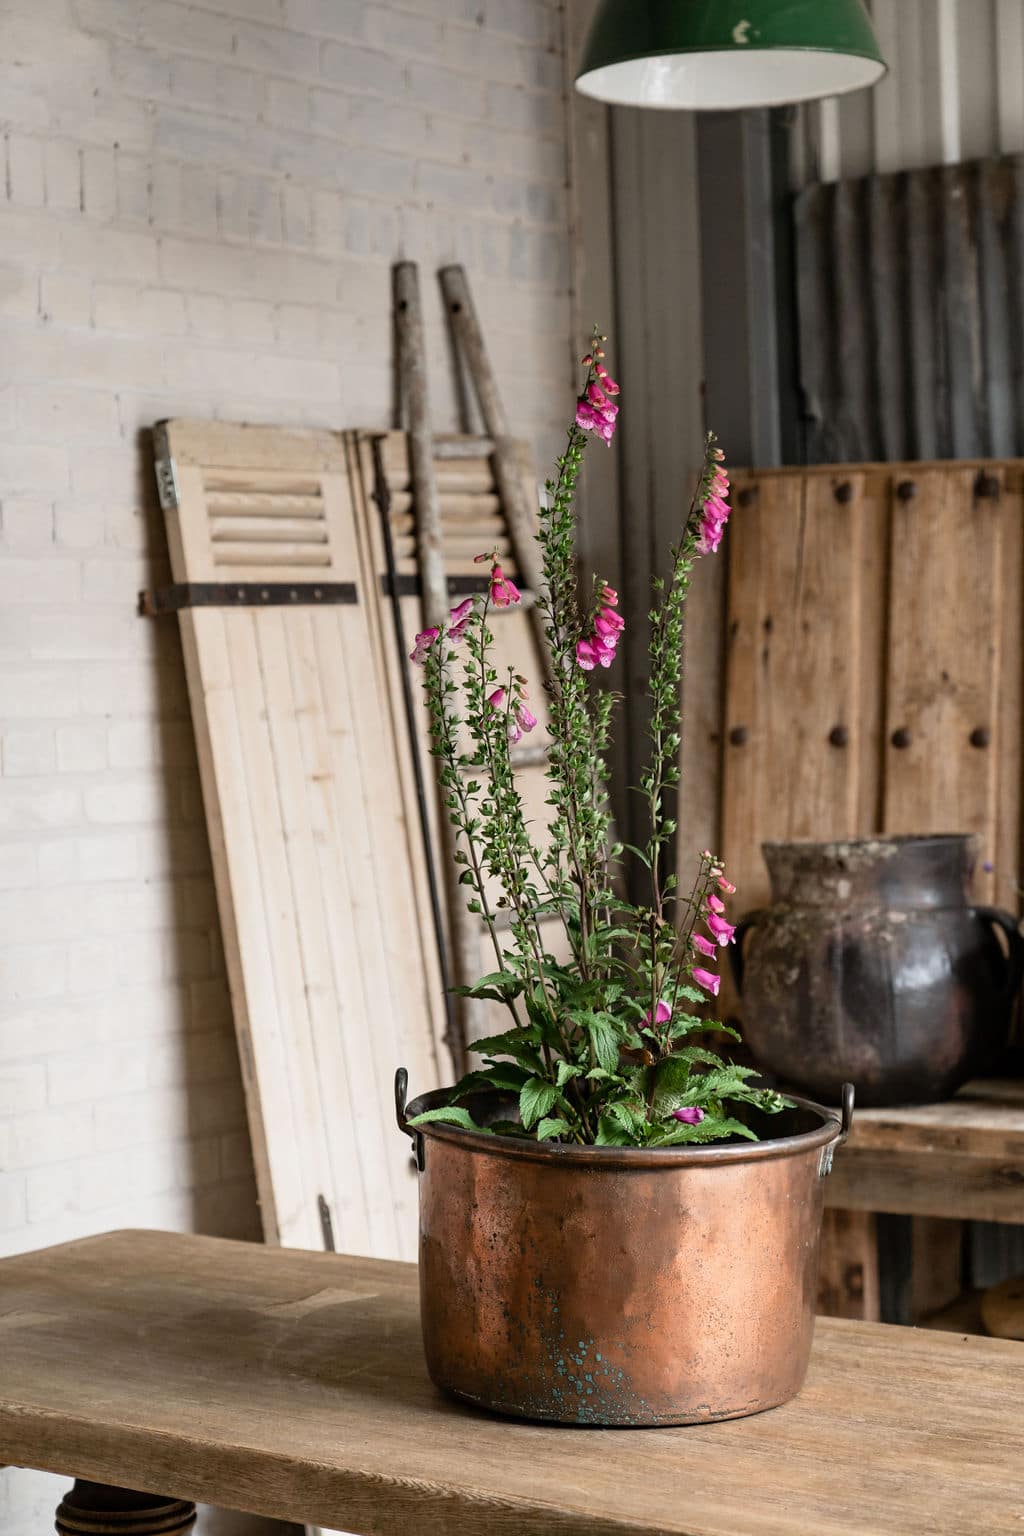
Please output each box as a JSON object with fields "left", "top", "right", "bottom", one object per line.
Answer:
{"left": 840, "top": 1081, "right": 855, "bottom": 1144}
{"left": 810, "top": 1082, "right": 854, "bottom": 1178}
{"left": 394, "top": 1067, "right": 425, "bottom": 1172}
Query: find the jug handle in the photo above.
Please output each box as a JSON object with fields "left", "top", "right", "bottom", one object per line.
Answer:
{"left": 728, "top": 910, "right": 767, "bottom": 995}
{"left": 972, "top": 906, "right": 1024, "bottom": 1001}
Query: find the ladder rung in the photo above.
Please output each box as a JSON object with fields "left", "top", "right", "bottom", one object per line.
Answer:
{"left": 491, "top": 908, "right": 560, "bottom": 932}
{"left": 509, "top": 743, "right": 549, "bottom": 768}
{"left": 435, "top": 436, "right": 496, "bottom": 460}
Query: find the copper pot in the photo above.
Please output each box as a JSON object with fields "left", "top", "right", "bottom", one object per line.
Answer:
{"left": 396, "top": 1070, "right": 852, "bottom": 1427}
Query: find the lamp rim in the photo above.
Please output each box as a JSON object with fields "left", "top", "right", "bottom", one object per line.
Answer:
{"left": 575, "top": 45, "right": 888, "bottom": 110}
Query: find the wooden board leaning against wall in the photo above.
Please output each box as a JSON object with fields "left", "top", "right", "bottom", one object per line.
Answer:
{"left": 685, "top": 460, "right": 1024, "bottom": 1321}
{"left": 347, "top": 428, "right": 573, "bottom": 1059}
{"left": 152, "top": 420, "right": 447, "bottom": 1263}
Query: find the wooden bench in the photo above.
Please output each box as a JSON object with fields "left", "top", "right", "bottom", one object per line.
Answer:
{"left": 1, "top": 1229, "right": 1023, "bottom": 1535}
{"left": 819, "top": 1079, "right": 1024, "bottom": 1321}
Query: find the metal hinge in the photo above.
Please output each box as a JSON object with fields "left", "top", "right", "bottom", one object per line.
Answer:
{"left": 154, "top": 456, "right": 179, "bottom": 512}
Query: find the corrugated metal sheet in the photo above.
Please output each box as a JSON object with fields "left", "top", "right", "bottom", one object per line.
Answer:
{"left": 790, "top": 0, "right": 1024, "bottom": 188}
{"left": 796, "top": 156, "right": 1024, "bottom": 463}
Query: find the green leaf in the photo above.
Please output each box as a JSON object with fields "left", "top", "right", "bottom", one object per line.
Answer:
{"left": 406, "top": 1106, "right": 492, "bottom": 1134}
{"left": 595, "top": 1114, "right": 632, "bottom": 1146}
{"left": 574, "top": 1010, "right": 622, "bottom": 1074}
{"left": 519, "top": 1078, "right": 560, "bottom": 1130}
{"left": 469, "top": 970, "right": 523, "bottom": 993}
{"left": 605, "top": 1099, "right": 647, "bottom": 1142}
{"left": 555, "top": 1061, "right": 584, "bottom": 1089}
{"left": 535, "top": 1116, "right": 569, "bottom": 1141}
{"left": 472, "top": 1026, "right": 543, "bottom": 1061}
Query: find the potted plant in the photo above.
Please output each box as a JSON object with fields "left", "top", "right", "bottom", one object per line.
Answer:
{"left": 396, "top": 337, "right": 851, "bottom": 1426}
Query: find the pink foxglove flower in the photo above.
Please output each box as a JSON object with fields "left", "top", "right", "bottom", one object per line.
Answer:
{"left": 594, "top": 611, "right": 624, "bottom": 639}
{"left": 708, "top": 894, "right": 725, "bottom": 915}
{"left": 693, "top": 933, "right": 717, "bottom": 959}
{"left": 596, "top": 363, "right": 620, "bottom": 395}
{"left": 409, "top": 627, "right": 439, "bottom": 664}
{"left": 487, "top": 687, "right": 506, "bottom": 710}
{"left": 490, "top": 564, "right": 521, "bottom": 608}
{"left": 575, "top": 368, "right": 621, "bottom": 445}
{"left": 515, "top": 702, "right": 537, "bottom": 733}
{"left": 576, "top": 637, "right": 599, "bottom": 671}
{"left": 695, "top": 451, "right": 731, "bottom": 556}
{"left": 693, "top": 967, "right": 721, "bottom": 997}
{"left": 448, "top": 597, "right": 474, "bottom": 643}
{"left": 706, "top": 913, "right": 736, "bottom": 946}
{"left": 718, "top": 876, "right": 736, "bottom": 894}
{"left": 642, "top": 999, "right": 672, "bottom": 1027}
{"left": 672, "top": 1106, "right": 705, "bottom": 1125}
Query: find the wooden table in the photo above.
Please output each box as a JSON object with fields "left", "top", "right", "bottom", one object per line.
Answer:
{"left": 2, "top": 1231, "right": 1023, "bottom": 1536}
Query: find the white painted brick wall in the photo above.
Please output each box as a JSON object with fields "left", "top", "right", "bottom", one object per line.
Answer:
{"left": 0, "top": 0, "right": 571, "bottom": 1530}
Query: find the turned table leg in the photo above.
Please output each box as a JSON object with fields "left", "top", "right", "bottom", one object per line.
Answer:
{"left": 55, "top": 1479, "right": 196, "bottom": 1535}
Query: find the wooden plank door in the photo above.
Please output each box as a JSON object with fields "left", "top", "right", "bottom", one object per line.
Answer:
{"left": 154, "top": 420, "right": 445, "bottom": 1261}
{"left": 882, "top": 467, "right": 1005, "bottom": 901}
{"left": 720, "top": 471, "right": 868, "bottom": 914}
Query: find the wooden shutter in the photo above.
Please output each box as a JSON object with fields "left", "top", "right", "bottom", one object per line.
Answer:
{"left": 154, "top": 420, "right": 445, "bottom": 1261}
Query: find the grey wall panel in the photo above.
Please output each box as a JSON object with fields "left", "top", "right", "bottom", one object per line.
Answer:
{"left": 796, "top": 157, "right": 1024, "bottom": 463}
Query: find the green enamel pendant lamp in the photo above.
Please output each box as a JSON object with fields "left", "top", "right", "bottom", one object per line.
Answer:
{"left": 576, "top": 0, "right": 886, "bottom": 110}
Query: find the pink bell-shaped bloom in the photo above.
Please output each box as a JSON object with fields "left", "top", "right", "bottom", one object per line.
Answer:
{"left": 490, "top": 565, "right": 521, "bottom": 608}
{"left": 576, "top": 637, "right": 599, "bottom": 670}
{"left": 643, "top": 999, "right": 672, "bottom": 1027}
{"left": 447, "top": 597, "right": 474, "bottom": 644}
{"left": 515, "top": 702, "right": 537, "bottom": 733}
{"left": 596, "top": 363, "right": 620, "bottom": 395}
{"left": 672, "top": 1106, "right": 705, "bottom": 1125}
{"left": 692, "top": 967, "right": 721, "bottom": 997}
{"left": 409, "top": 627, "right": 439, "bottom": 664}
{"left": 708, "top": 894, "right": 725, "bottom": 914}
{"left": 693, "top": 933, "right": 717, "bottom": 960}
{"left": 706, "top": 913, "right": 736, "bottom": 946}
{"left": 718, "top": 876, "right": 736, "bottom": 894}
{"left": 601, "top": 584, "right": 619, "bottom": 605}
{"left": 486, "top": 686, "right": 506, "bottom": 710}
{"left": 595, "top": 609, "right": 624, "bottom": 637}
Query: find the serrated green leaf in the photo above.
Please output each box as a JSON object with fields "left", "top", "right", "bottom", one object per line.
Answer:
{"left": 535, "top": 1116, "right": 569, "bottom": 1141}
{"left": 595, "top": 1113, "right": 632, "bottom": 1146}
{"left": 519, "top": 1078, "right": 560, "bottom": 1130}
{"left": 573, "top": 1010, "right": 623, "bottom": 1074}
{"left": 407, "top": 1106, "right": 492, "bottom": 1134}
{"left": 555, "top": 1061, "right": 584, "bottom": 1089}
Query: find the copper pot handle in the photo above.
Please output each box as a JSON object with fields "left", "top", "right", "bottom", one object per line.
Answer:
{"left": 796, "top": 1081, "right": 855, "bottom": 1149}
{"left": 395, "top": 1067, "right": 425, "bottom": 1172}
{"left": 971, "top": 906, "right": 1024, "bottom": 1001}
{"left": 728, "top": 910, "right": 767, "bottom": 995}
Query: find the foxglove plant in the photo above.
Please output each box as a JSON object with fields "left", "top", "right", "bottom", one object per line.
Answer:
{"left": 408, "top": 334, "right": 788, "bottom": 1147}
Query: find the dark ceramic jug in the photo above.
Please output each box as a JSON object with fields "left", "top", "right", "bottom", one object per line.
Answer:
{"left": 731, "top": 835, "right": 1023, "bottom": 1107}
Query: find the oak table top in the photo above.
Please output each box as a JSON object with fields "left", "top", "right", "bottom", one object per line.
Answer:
{"left": 1, "top": 1229, "right": 1023, "bottom": 1536}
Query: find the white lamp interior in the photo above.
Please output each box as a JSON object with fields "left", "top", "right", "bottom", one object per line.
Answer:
{"left": 576, "top": 50, "right": 886, "bottom": 110}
